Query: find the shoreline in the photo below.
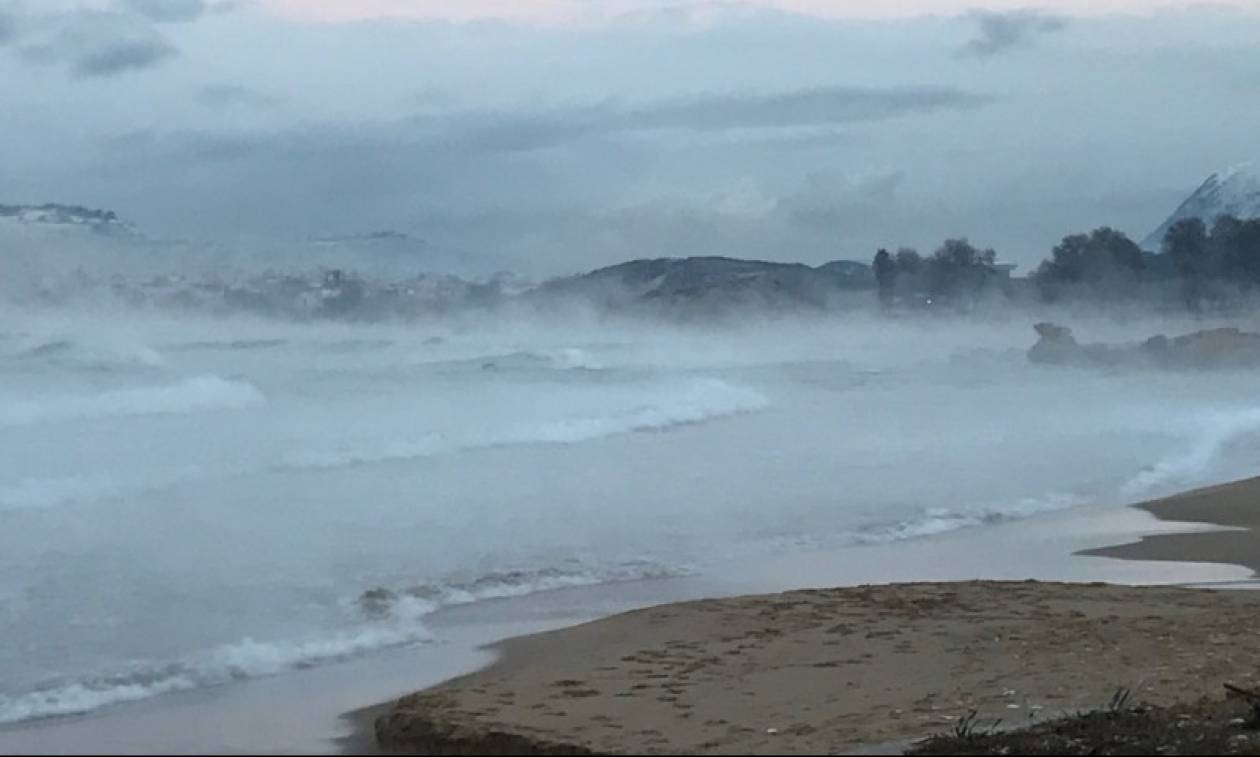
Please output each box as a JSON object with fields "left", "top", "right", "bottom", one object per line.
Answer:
{"left": 366, "top": 478, "right": 1260, "bottom": 755}
{"left": 2, "top": 481, "right": 1255, "bottom": 754}
{"left": 1080, "top": 475, "right": 1260, "bottom": 576}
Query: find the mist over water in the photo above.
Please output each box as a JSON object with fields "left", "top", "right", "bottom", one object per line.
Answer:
{"left": 3, "top": 304, "right": 1260, "bottom": 724}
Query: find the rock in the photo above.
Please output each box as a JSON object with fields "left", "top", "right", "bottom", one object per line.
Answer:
{"left": 1029, "top": 323, "right": 1260, "bottom": 370}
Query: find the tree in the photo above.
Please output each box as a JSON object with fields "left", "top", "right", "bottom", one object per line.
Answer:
{"left": 895, "top": 247, "right": 924, "bottom": 275}
{"left": 1034, "top": 227, "right": 1145, "bottom": 301}
{"left": 925, "top": 238, "right": 997, "bottom": 304}
{"left": 1214, "top": 215, "right": 1260, "bottom": 288}
{"left": 873, "top": 248, "right": 896, "bottom": 307}
{"left": 1163, "top": 217, "right": 1209, "bottom": 309}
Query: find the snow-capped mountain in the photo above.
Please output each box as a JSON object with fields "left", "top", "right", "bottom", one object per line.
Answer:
{"left": 1144, "top": 162, "right": 1260, "bottom": 249}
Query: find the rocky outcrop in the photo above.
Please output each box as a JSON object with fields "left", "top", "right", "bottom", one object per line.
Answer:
{"left": 1029, "top": 322, "right": 1260, "bottom": 369}
{"left": 1143, "top": 327, "right": 1260, "bottom": 368}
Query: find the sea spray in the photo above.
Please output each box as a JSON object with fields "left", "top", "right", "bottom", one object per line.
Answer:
{"left": 1122, "top": 408, "right": 1260, "bottom": 498}
{"left": 0, "top": 375, "right": 265, "bottom": 428}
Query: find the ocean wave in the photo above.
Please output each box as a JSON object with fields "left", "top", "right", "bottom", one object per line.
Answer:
{"left": 9, "top": 337, "right": 166, "bottom": 370}
{"left": 0, "top": 558, "right": 687, "bottom": 725}
{"left": 851, "top": 493, "right": 1086, "bottom": 545}
{"left": 357, "top": 559, "right": 692, "bottom": 618}
{"left": 1121, "top": 408, "right": 1260, "bottom": 498}
{"left": 755, "top": 494, "right": 1087, "bottom": 554}
{"left": 0, "top": 375, "right": 265, "bottom": 428}
{"left": 417, "top": 347, "right": 606, "bottom": 373}
{"left": 282, "top": 377, "right": 769, "bottom": 471}
{"left": 0, "top": 467, "right": 205, "bottom": 512}
{"left": 165, "top": 338, "right": 289, "bottom": 353}
{"left": 0, "top": 623, "right": 433, "bottom": 726}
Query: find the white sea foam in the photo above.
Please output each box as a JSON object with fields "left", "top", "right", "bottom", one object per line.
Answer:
{"left": 0, "top": 559, "right": 686, "bottom": 725}
{"left": 0, "top": 375, "right": 265, "bottom": 427}
{"left": 359, "top": 560, "right": 692, "bottom": 618}
{"left": 852, "top": 493, "right": 1088, "bottom": 546}
{"left": 0, "top": 623, "right": 434, "bottom": 725}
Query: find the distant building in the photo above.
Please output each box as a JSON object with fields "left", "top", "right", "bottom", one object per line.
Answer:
{"left": 992, "top": 262, "right": 1018, "bottom": 280}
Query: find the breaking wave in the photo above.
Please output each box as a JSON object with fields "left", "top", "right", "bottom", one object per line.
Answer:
{"left": 851, "top": 493, "right": 1087, "bottom": 545}
{"left": 0, "top": 558, "right": 687, "bottom": 725}
{"left": 0, "top": 375, "right": 265, "bottom": 427}
{"left": 282, "top": 377, "right": 769, "bottom": 470}
{"left": 754, "top": 493, "right": 1088, "bottom": 555}
{"left": 357, "top": 559, "right": 692, "bottom": 618}
{"left": 0, "top": 624, "right": 433, "bottom": 725}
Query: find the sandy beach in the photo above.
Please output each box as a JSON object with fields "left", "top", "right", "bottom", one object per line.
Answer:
{"left": 370, "top": 478, "right": 1260, "bottom": 755}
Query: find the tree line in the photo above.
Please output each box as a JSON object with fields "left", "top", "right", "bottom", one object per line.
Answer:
{"left": 871, "top": 214, "right": 1260, "bottom": 311}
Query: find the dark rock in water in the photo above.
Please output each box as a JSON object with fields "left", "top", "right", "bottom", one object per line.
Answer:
{"left": 1029, "top": 323, "right": 1260, "bottom": 369}
{"left": 1147, "top": 327, "right": 1260, "bottom": 368}
{"left": 359, "top": 587, "right": 397, "bottom": 617}
{"left": 1028, "top": 323, "right": 1124, "bottom": 367}
{"left": 1028, "top": 323, "right": 1081, "bottom": 366}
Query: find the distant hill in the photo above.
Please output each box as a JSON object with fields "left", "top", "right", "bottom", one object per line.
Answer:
{"left": 531, "top": 255, "right": 874, "bottom": 313}
{"left": 1144, "top": 162, "right": 1260, "bottom": 249}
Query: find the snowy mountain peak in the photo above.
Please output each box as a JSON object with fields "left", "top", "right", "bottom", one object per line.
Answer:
{"left": 1144, "top": 162, "right": 1260, "bottom": 249}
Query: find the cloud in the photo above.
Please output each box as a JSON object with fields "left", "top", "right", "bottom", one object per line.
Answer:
{"left": 0, "top": 7, "right": 17, "bottom": 46}
{"left": 780, "top": 170, "right": 908, "bottom": 229}
{"left": 961, "top": 10, "right": 1067, "bottom": 58}
{"left": 118, "top": 0, "right": 208, "bottom": 24}
{"left": 15, "top": 9, "right": 179, "bottom": 78}
{"left": 73, "top": 36, "right": 177, "bottom": 76}
{"left": 454, "top": 86, "right": 994, "bottom": 152}
{"left": 196, "top": 84, "right": 283, "bottom": 108}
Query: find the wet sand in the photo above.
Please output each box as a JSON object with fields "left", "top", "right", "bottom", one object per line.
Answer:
{"left": 1082, "top": 475, "right": 1260, "bottom": 574}
{"left": 375, "top": 580, "right": 1260, "bottom": 755}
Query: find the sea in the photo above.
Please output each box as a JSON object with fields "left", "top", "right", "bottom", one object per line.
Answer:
{"left": 2, "top": 306, "right": 1258, "bottom": 724}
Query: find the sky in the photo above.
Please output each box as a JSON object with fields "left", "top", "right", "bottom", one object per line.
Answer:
{"left": 1, "top": 0, "right": 1260, "bottom": 276}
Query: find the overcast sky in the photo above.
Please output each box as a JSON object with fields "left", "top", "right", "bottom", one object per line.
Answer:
{"left": 2, "top": 0, "right": 1259, "bottom": 276}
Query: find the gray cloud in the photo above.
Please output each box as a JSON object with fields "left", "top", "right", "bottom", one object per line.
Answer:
{"left": 455, "top": 86, "right": 994, "bottom": 152}
{"left": 962, "top": 11, "right": 1067, "bottom": 58}
{"left": 73, "top": 37, "right": 176, "bottom": 77}
{"left": 196, "top": 84, "right": 283, "bottom": 109}
{"left": 118, "top": 0, "right": 207, "bottom": 24}
{"left": 0, "top": 7, "right": 17, "bottom": 47}
{"left": 782, "top": 170, "right": 908, "bottom": 230}
{"left": 14, "top": 10, "right": 179, "bottom": 78}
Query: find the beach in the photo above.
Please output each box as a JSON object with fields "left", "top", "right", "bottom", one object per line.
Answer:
{"left": 368, "top": 478, "right": 1260, "bottom": 755}
{"left": 3, "top": 472, "right": 1258, "bottom": 754}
